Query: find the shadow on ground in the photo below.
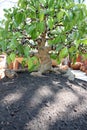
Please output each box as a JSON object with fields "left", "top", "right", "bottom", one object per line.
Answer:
{"left": 0, "top": 72, "right": 87, "bottom": 130}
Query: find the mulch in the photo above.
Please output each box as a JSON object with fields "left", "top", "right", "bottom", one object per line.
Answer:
{"left": 0, "top": 72, "right": 87, "bottom": 130}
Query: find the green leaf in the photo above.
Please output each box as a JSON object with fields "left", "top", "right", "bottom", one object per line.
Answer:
{"left": 9, "top": 53, "right": 16, "bottom": 62}
{"left": 82, "top": 53, "right": 87, "bottom": 59}
{"left": 47, "top": 17, "right": 54, "bottom": 29}
{"left": 29, "top": 6, "right": 36, "bottom": 13}
{"left": 18, "top": 0, "right": 27, "bottom": 8}
{"left": 39, "top": 0, "right": 46, "bottom": 5}
{"left": 48, "top": 0, "right": 54, "bottom": 8}
{"left": 80, "top": 39, "right": 87, "bottom": 44}
{"left": 65, "top": 2, "right": 75, "bottom": 9}
{"left": 7, "top": 55, "right": 12, "bottom": 65}
{"left": 28, "top": 57, "right": 39, "bottom": 71}
{"left": 9, "top": 38, "right": 18, "bottom": 50}
{"left": 36, "top": 21, "right": 45, "bottom": 33}
{"left": 24, "top": 46, "right": 30, "bottom": 57}
{"left": 0, "top": 41, "right": 7, "bottom": 52}
{"left": 0, "top": 29, "right": 8, "bottom": 39}
{"left": 39, "top": 11, "right": 44, "bottom": 22}
{"left": 14, "top": 11, "right": 25, "bottom": 26}
{"left": 59, "top": 47, "right": 68, "bottom": 59}
{"left": 68, "top": 46, "right": 77, "bottom": 60}
{"left": 17, "top": 44, "right": 24, "bottom": 55}
{"left": 50, "top": 53, "right": 57, "bottom": 59}
{"left": 57, "top": 10, "right": 64, "bottom": 21}
{"left": 56, "top": 44, "right": 64, "bottom": 52}
{"left": 26, "top": 23, "right": 36, "bottom": 34}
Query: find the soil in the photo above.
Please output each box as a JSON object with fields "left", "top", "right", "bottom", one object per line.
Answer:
{"left": 0, "top": 71, "right": 87, "bottom": 130}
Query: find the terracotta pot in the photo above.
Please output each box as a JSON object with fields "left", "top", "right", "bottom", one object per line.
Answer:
{"left": 80, "top": 65, "right": 86, "bottom": 72}
{"left": 76, "top": 55, "right": 82, "bottom": 62}
{"left": 60, "top": 65, "right": 68, "bottom": 71}
{"left": 84, "top": 59, "right": 87, "bottom": 66}
{"left": 15, "top": 57, "right": 24, "bottom": 63}
{"left": 8, "top": 62, "right": 13, "bottom": 69}
{"left": 85, "top": 70, "right": 87, "bottom": 75}
{"left": 71, "top": 62, "right": 82, "bottom": 70}
{"left": 13, "top": 60, "right": 19, "bottom": 70}
{"left": 8, "top": 57, "right": 24, "bottom": 70}
{"left": 52, "top": 59, "right": 58, "bottom": 67}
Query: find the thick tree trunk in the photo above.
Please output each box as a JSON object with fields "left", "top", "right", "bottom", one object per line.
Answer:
{"left": 37, "top": 45, "right": 52, "bottom": 74}
{"left": 31, "top": 32, "right": 52, "bottom": 75}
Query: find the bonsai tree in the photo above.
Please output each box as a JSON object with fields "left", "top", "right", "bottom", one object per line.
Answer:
{"left": 0, "top": 0, "right": 87, "bottom": 73}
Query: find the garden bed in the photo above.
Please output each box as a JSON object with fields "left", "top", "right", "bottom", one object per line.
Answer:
{"left": 0, "top": 72, "right": 87, "bottom": 130}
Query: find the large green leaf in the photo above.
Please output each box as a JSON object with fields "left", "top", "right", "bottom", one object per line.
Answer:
{"left": 47, "top": 17, "right": 54, "bottom": 29}
{"left": 56, "top": 44, "right": 64, "bottom": 52}
{"left": 24, "top": 46, "right": 30, "bottom": 57}
{"left": 26, "top": 23, "right": 36, "bottom": 34}
{"left": 57, "top": 10, "right": 64, "bottom": 21}
{"left": 39, "top": 11, "right": 44, "bottom": 22}
{"left": 9, "top": 53, "right": 16, "bottom": 62}
{"left": 59, "top": 47, "right": 68, "bottom": 59}
{"left": 18, "top": 0, "right": 27, "bottom": 8}
{"left": 36, "top": 22, "right": 45, "bottom": 33}
{"left": 39, "top": 0, "right": 46, "bottom": 5}
{"left": 80, "top": 39, "right": 87, "bottom": 45}
{"left": 28, "top": 57, "right": 39, "bottom": 71}
{"left": 48, "top": 0, "right": 54, "bottom": 8}
{"left": 14, "top": 11, "right": 25, "bottom": 26}
{"left": 0, "top": 41, "right": 7, "bottom": 52}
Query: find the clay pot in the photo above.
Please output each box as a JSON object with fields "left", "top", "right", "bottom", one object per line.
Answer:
{"left": 84, "top": 59, "right": 87, "bottom": 66}
{"left": 13, "top": 60, "right": 19, "bottom": 70}
{"left": 71, "top": 62, "right": 82, "bottom": 70}
{"left": 8, "top": 57, "right": 24, "bottom": 70}
{"left": 15, "top": 57, "right": 24, "bottom": 64}
{"left": 85, "top": 70, "right": 87, "bottom": 75}
{"left": 80, "top": 65, "right": 86, "bottom": 72}
{"left": 8, "top": 61, "right": 19, "bottom": 70}
{"left": 60, "top": 65, "right": 68, "bottom": 71}
{"left": 76, "top": 55, "right": 82, "bottom": 62}
{"left": 52, "top": 59, "right": 58, "bottom": 67}
{"left": 8, "top": 62, "right": 13, "bottom": 69}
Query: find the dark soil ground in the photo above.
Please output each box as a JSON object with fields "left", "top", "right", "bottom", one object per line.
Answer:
{"left": 0, "top": 72, "right": 87, "bottom": 130}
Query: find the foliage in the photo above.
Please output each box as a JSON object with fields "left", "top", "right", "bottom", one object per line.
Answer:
{"left": 0, "top": 0, "right": 87, "bottom": 70}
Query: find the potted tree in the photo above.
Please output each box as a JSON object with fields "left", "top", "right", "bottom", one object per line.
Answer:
{"left": 0, "top": 0, "right": 87, "bottom": 77}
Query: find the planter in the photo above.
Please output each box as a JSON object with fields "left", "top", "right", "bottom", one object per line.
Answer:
{"left": 8, "top": 57, "right": 26, "bottom": 70}
{"left": 76, "top": 55, "right": 82, "bottom": 62}
{"left": 83, "top": 59, "right": 87, "bottom": 66}
{"left": 60, "top": 65, "right": 69, "bottom": 71}
{"left": 52, "top": 59, "right": 58, "bottom": 67}
{"left": 80, "top": 65, "right": 86, "bottom": 72}
{"left": 13, "top": 60, "right": 19, "bottom": 70}
{"left": 71, "top": 62, "right": 82, "bottom": 70}
{"left": 85, "top": 70, "right": 87, "bottom": 75}
{"left": 8, "top": 62, "right": 13, "bottom": 69}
